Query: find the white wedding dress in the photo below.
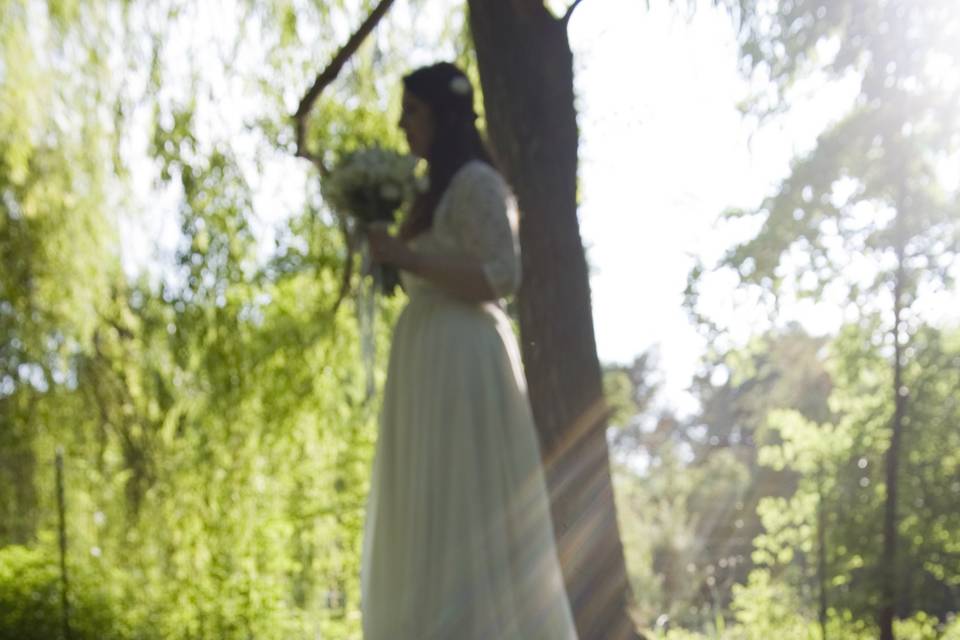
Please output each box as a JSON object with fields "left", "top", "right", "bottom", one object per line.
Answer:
{"left": 361, "top": 161, "right": 578, "bottom": 639}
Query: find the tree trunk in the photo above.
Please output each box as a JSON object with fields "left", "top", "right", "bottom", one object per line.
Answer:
{"left": 467, "top": 4, "right": 639, "bottom": 638}
{"left": 817, "top": 465, "right": 828, "bottom": 640}
{"left": 880, "top": 210, "right": 907, "bottom": 640}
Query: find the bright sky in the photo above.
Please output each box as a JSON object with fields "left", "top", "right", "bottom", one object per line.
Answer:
{"left": 571, "top": 0, "right": 958, "bottom": 413}
{"left": 569, "top": 0, "right": 860, "bottom": 411}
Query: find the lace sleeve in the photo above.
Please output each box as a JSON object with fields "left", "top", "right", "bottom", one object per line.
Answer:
{"left": 449, "top": 163, "right": 521, "bottom": 298}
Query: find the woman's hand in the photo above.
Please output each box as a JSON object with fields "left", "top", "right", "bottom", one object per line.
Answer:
{"left": 367, "top": 225, "right": 496, "bottom": 302}
{"left": 367, "top": 225, "right": 415, "bottom": 269}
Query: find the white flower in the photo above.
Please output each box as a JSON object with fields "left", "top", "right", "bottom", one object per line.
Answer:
{"left": 321, "top": 146, "right": 417, "bottom": 220}
{"left": 449, "top": 75, "right": 471, "bottom": 96}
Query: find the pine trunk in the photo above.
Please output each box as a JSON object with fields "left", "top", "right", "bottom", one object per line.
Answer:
{"left": 817, "top": 466, "right": 829, "bottom": 640}
{"left": 880, "top": 210, "right": 907, "bottom": 640}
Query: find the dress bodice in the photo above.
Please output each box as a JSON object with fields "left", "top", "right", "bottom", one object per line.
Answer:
{"left": 401, "top": 161, "right": 521, "bottom": 301}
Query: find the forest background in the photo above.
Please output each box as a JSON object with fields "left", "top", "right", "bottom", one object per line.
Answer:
{"left": 1, "top": 0, "right": 958, "bottom": 638}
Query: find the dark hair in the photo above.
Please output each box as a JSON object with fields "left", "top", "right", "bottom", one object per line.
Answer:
{"left": 401, "top": 62, "right": 494, "bottom": 239}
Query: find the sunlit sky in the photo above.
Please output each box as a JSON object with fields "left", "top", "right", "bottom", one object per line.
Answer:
{"left": 119, "top": 0, "right": 956, "bottom": 414}
{"left": 570, "top": 0, "right": 856, "bottom": 410}
{"left": 571, "top": 0, "right": 957, "bottom": 412}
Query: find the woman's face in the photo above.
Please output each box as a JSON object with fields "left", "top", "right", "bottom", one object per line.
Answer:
{"left": 399, "top": 90, "right": 435, "bottom": 159}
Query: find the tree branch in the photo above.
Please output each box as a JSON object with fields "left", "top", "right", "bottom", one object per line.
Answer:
{"left": 292, "top": 0, "right": 398, "bottom": 175}
{"left": 562, "top": 0, "right": 586, "bottom": 26}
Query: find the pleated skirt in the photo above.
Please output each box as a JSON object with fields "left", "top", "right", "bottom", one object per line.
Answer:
{"left": 361, "top": 292, "right": 578, "bottom": 639}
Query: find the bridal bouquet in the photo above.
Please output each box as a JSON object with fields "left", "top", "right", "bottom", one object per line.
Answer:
{"left": 321, "top": 147, "right": 418, "bottom": 296}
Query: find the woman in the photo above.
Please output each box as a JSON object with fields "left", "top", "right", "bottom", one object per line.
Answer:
{"left": 362, "top": 62, "right": 578, "bottom": 639}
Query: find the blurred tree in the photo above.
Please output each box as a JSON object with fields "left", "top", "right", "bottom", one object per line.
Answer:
{"left": 1, "top": 0, "right": 418, "bottom": 637}
{"left": 610, "top": 328, "right": 833, "bottom": 631}
{"left": 753, "top": 323, "right": 960, "bottom": 634}
{"left": 1, "top": 0, "right": 119, "bottom": 544}
{"left": 689, "top": 1, "right": 960, "bottom": 636}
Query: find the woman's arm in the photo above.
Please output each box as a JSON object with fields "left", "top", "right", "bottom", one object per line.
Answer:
{"left": 367, "top": 227, "right": 497, "bottom": 303}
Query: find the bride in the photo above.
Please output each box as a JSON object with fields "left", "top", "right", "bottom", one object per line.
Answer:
{"left": 361, "top": 62, "right": 578, "bottom": 639}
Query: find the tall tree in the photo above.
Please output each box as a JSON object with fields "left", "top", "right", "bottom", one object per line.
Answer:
{"left": 695, "top": 1, "right": 960, "bottom": 636}
{"left": 0, "top": 0, "right": 118, "bottom": 544}
{"left": 748, "top": 322, "right": 960, "bottom": 632}
{"left": 467, "top": 2, "right": 638, "bottom": 638}
{"left": 610, "top": 329, "right": 833, "bottom": 630}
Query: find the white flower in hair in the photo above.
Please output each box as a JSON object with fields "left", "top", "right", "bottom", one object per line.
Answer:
{"left": 449, "top": 75, "right": 471, "bottom": 95}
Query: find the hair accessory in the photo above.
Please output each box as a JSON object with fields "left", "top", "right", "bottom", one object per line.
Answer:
{"left": 449, "top": 75, "right": 471, "bottom": 96}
